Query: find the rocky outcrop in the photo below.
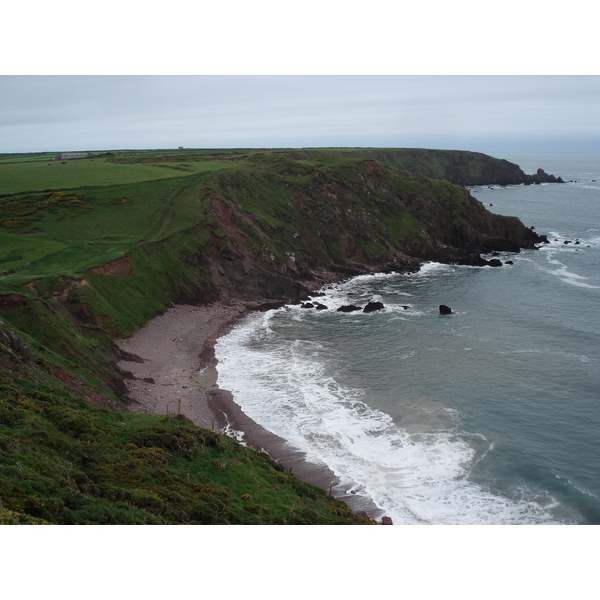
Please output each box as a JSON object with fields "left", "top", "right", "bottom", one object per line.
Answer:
{"left": 524, "top": 168, "right": 564, "bottom": 185}
{"left": 337, "top": 305, "right": 363, "bottom": 313}
{"left": 363, "top": 301, "right": 385, "bottom": 313}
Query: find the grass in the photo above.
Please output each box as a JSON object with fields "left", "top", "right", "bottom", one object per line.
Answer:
{"left": 0, "top": 156, "right": 237, "bottom": 195}
{"left": 0, "top": 146, "right": 520, "bottom": 524}
{"left": 0, "top": 377, "right": 370, "bottom": 525}
{"left": 0, "top": 176, "right": 217, "bottom": 288}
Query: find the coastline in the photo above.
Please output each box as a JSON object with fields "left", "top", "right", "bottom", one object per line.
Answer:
{"left": 117, "top": 298, "right": 384, "bottom": 520}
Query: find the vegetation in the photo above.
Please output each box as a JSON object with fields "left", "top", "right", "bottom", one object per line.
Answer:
{"left": 0, "top": 147, "right": 540, "bottom": 524}
{"left": 0, "top": 377, "right": 367, "bottom": 525}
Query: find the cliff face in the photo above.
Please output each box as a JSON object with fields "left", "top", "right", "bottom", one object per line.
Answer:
{"left": 190, "top": 154, "right": 546, "bottom": 302}
{"left": 0, "top": 150, "right": 550, "bottom": 397}
{"left": 281, "top": 148, "right": 563, "bottom": 186}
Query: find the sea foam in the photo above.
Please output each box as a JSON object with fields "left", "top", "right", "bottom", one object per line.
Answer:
{"left": 215, "top": 306, "right": 560, "bottom": 524}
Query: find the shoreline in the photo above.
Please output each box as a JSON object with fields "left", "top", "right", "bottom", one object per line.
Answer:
{"left": 117, "top": 298, "right": 385, "bottom": 520}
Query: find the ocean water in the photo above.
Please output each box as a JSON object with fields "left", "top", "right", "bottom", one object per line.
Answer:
{"left": 215, "top": 153, "right": 600, "bottom": 524}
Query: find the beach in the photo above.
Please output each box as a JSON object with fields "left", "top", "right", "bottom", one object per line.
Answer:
{"left": 116, "top": 300, "right": 383, "bottom": 519}
{"left": 117, "top": 301, "right": 249, "bottom": 429}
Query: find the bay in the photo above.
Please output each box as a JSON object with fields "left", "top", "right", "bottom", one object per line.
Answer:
{"left": 215, "top": 153, "right": 600, "bottom": 524}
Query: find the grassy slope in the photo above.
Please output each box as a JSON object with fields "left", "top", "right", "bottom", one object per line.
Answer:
{"left": 0, "top": 373, "right": 366, "bottom": 525}
{"left": 0, "top": 152, "right": 391, "bottom": 525}
{"left": 0, "top": 176, "right": 215, "bottom": 287}
{"left": 0, "top": 148, "right": 529, "bottom": 525}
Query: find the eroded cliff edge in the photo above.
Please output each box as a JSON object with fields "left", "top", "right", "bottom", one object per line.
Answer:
{"left": 188, "top": 153, "right": 547, "bottom": 303}
{"left": 0, "top": 149, "right": 558, "bottom": 524}
{"left": 2, "top": 150, "right": 551, "bottom": 360}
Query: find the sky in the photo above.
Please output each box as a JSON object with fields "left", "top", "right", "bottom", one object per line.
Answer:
{"left": 1, "top": 75, "right": 599, "bottom": 155}
{"left": 2, "top": 2, "right": 598, "bottom": 157}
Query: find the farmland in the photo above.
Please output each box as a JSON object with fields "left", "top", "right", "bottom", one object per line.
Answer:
{"left": 0, "top": 151, "right": 241, "bottom": 290}
{"left": 0, "top": 153, "right": 239, "bottom": 195}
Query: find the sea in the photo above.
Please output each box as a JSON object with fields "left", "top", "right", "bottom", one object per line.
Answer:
{"left": 214, "top": 153, "right": 600, "bottom": 525}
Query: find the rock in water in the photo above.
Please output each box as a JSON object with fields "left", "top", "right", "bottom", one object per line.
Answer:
{"left": 439, "top": 304, "right": 452, "bottom": 315}
{"left": 337, "top": 305, "right": 362, "bottom": 313}
{"left": 363, "top": 301, "right": 385, "bottom": 313}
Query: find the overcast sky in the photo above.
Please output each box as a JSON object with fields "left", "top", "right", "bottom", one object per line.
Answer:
{"left": 2, "top": 75, "right": 599, "bottom": 156}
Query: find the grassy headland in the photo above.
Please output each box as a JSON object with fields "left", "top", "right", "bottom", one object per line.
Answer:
{"left": 0, "top": 147, "right": 552, "bottom": 524}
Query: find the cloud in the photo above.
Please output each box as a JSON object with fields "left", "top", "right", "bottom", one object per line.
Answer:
{"left": 1, "top": 75, "right": 599, "bottom": 153}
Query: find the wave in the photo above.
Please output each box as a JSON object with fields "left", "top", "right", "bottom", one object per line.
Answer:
{"left": 536, "top": 233, "right": 600, "bottom": 289}
{"left": 215, "top": 308, "right": 563, "bottom": 524}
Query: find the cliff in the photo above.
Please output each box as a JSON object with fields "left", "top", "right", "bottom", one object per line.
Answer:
{"left": 0, "top": 148, "right": 554, "bottom": 524}
{"left": 1, "top": 149, "right": 549, "bottom": 425}
{"left": 193, "top": 152, "right": 546, "bottom": 301}
{"left": 276, "top": 148, "right": 564, "bottom": 186}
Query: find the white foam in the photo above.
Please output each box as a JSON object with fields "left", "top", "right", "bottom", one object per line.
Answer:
{"left": 215, "top": 310, "right": 560, "bottom": 524}
{"left": 541, "top": 251, "right": 600, "bottom": 289}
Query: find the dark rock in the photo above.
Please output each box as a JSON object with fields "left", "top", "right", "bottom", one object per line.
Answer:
{"left": 255, "top": 301, "right": 286, "bottom": 312}
{"left": 487, "top": 259, "right": 503, "bottom": 267}
{"left": 301, "top": 302, "right": 314, "bottom": 309}
{"left": 381, "top": 516, "right": 393, "bottom": 525}
{"left": 143, "top": 377, "right": 155, "bottom": 384}
{"left": 524, "top": 168, "right": 563, "bottom": 185}
{"left": 439, "top": 304, "right": 452, "bottom": 315}
{"left": 337, "top": 305, "right": 362, "bottom": 313}
{"left": 315, "top": 303, "right": 328, "bottom": 310}
{"left": 329, "top": 265, "right": 364, "bottom": 276}
{"left": 504, "top": 260, "right": 513, "bottom": 265}
{"left": 454, "top": 253, "right": 489, "bottom": 267}
{"left": 363, "top": 301, "right": 385, "bottom": 313}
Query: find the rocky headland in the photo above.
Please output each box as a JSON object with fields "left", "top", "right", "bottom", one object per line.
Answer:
{"left": 0, "top": 148, "right": 561, "bottom": 524}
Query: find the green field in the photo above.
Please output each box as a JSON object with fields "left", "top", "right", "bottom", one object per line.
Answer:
{"left": 0, "top": 155, "right": 238, "bottom": 195}
{"left": 0, "top": 151, "right": 241, "bottom": 290}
